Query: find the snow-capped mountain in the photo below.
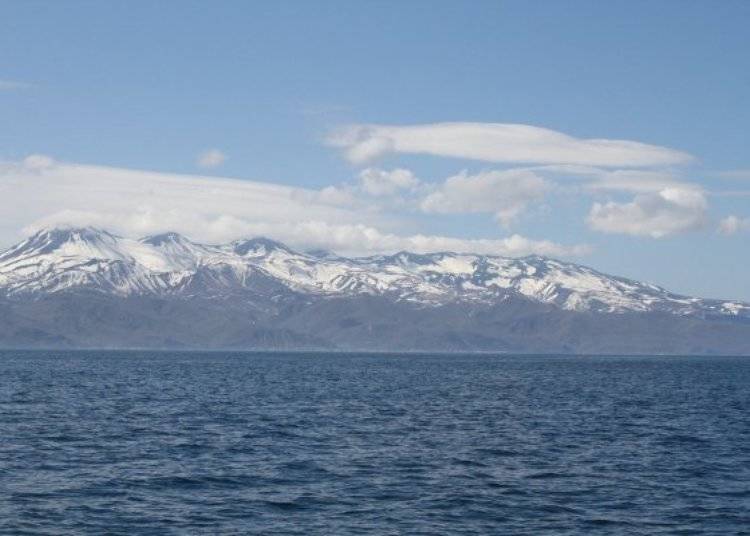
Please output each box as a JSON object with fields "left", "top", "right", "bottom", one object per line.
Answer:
{"left": 1, "top": 227, "right": 748, "bottom": 354}
{"left": 0, "top": 227, "right": 747, "bottom": 319}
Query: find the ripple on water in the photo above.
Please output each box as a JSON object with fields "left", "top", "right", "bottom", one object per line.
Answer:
{"left": 1, "top": 351, "right": 749, "bottom": 535}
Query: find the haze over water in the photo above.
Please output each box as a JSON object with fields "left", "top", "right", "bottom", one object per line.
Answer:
{"left": 2, "top": 351, "right": 749, "bottom": 534}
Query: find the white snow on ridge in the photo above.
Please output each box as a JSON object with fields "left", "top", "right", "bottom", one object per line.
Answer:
{"left": 0, "top": 227, "right": 746, "bottom": 319}
{"left": 722, "top": 302, "right": 748, "bottom": 316}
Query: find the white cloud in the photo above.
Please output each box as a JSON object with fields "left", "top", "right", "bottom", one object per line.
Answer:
{"left": 0, "top": 155, "right": 587, "bottom": 258}
{"left": 358, "top": 168, "right": 420, "bottom": 196}
{"left": 420, "top": 169, "right": 548, "bottom": 226}
{"left": 587, "top": 187, "right": 708, "bottom": 238}
{"left": 328, "top": 122, "right": 692, "bottom": 167}
{"left": 197, "top": 149, "right": 226, "bottom": 168}
{"left": 718, "top": 215, "right": 750, "bottom": 235}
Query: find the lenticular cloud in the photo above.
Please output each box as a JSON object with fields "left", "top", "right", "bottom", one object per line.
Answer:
{"left": 328, "top": 122, "right": 693, "bottom": 167}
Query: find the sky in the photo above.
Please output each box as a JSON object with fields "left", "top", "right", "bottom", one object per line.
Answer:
{"left": 0, "top": 0, "right": 748, "bottom": 300}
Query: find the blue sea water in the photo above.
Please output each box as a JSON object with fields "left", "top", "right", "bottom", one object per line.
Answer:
{"left": 1, "top": 351, "right": 749, "bottom": 535}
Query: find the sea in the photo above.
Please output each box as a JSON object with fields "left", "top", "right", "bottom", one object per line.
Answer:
{"left": 1, "top": 350, "right": 749, "bottom": 535}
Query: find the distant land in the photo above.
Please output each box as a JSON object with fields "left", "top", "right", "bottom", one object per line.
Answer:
{"left": 0, "top": 227, "right": 748, "bottom": 355}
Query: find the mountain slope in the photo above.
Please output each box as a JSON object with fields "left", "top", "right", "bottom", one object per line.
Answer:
{"left": 0, "top": 227, "right": 747, "bottom": 354}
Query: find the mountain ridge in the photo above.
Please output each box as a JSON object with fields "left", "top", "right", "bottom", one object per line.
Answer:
{"left": 0, "top": 227, "right": 748, "bottom": 354}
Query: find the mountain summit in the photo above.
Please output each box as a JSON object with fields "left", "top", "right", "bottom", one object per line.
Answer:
{"left": 0, "top": 227, "right": 748, "bottom": 354}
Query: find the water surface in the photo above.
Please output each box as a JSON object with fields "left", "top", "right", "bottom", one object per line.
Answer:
{"left": 1, "top": 351, "right": 749, "bottom": 534}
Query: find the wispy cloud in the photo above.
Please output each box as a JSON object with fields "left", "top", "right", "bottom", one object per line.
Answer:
{"left": 718, "top": 215, "right": 750, "bottom": 235}
{"left": 327, "top": 122, "right": 693, "bottom": 167}
{"left": 197, "top": 149, "right": 227, "bottom": 168}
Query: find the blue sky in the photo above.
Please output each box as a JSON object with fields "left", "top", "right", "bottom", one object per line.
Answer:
{"left": 1, "top": 0, "right": 748, "bottom": 300}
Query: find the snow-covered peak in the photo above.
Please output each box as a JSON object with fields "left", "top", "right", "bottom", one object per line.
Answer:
{"left": 232, "top": 237, "right": 295, "bottom": 258}
{"left": 0, "top": 227, "right": 117, "bottom": 260}
{"left": 139, "top": 232, "right": 222, "bottom": 270}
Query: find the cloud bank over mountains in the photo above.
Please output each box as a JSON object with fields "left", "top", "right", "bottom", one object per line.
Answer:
{"left": 0, "top": 156, "right": 587, "bottom": 257}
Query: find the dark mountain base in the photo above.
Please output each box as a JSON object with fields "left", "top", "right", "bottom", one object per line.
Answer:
{"left": 1, "top": 294, "right": 748, "bottom": 355}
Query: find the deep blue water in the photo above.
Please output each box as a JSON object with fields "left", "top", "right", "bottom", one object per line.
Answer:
{"left": 1, "top": 351, "right": 749, "bottom": 535}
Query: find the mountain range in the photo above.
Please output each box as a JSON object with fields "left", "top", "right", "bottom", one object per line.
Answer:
{"left": 0, "top": 227, "right": 748, "bottom": 354}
